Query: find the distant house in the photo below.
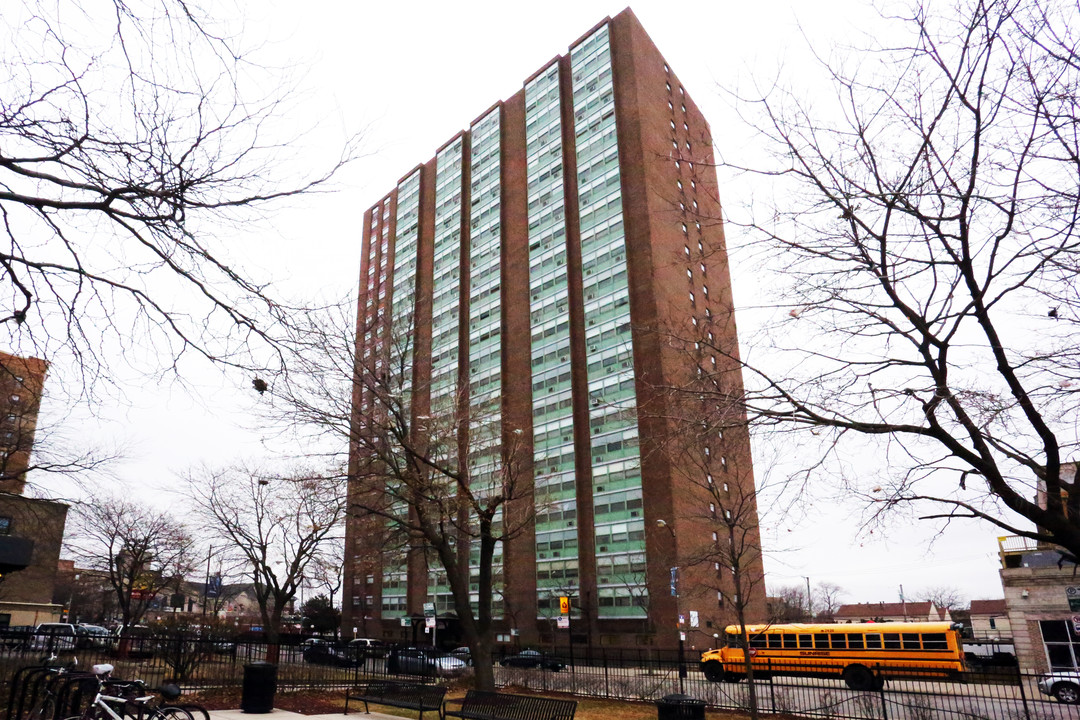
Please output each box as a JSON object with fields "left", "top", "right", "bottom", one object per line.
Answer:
{"left": 834, "top": 601, "right": 951, "bottom": 624}
{"left": 969, "top": 599, "right": 1010, "bottom": 639}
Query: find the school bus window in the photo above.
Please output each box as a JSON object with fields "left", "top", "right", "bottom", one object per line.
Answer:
{"left": 847, "top": 633, "right": 864, "bottom": 649}
{"left": 783, "top": 634, "right": 797, "bottom": 649}
{"left": 798, "top": 634, "right": 812, "bottom": 648}
{"left": 883, "top": 633, "right": 902, "bottom": 649}
{"left": 903, "top": 633, "right": 921, "bottom": 650}
{"left": 814, "top": 634, "right": 830, "bottom": 649}
{"left": 830, "top": 635, "right": 847, "bottom": 649}
{"left": 865, "top": 634, "right": 882, "bottom": 649}
{"left": 726, "top": 635, "right": 738, "bottom": 648}
{"left": 750, "top": 635, "right": 768, "bottom": 649}
{"left": 767, "top": 635, "right": 782, "bottom": 649}
{"left": 923, "top": 633, "right": 947, "bottom": 650}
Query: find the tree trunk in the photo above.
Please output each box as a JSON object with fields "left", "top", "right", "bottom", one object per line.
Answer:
{"left": 471, "top": 639, "right": 496, "bottom": 691}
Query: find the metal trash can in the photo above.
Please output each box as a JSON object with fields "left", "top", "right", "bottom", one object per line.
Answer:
{"left": 656, "top": 693, "right": 706, "bottom": 720}
{"left": 241, "top": 662, "right": 277, "bottom": 713}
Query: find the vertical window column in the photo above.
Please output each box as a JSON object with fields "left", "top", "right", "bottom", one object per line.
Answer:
{"left": 572, "top": 25, "right": 647, "bottom": 618}
{"left": 526, "top": 65, "right": 578, "bottom": 616}
{"left": 467, "top": 109, "right": 504, "bottom": 617}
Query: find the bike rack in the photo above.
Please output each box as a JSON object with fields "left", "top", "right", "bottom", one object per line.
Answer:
{"left": 5, "top": 665, "right": 98, "bottom": 720}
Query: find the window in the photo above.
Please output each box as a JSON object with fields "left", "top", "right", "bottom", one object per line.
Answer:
{"left": 689, "top": 292, "right": 695, "bottom": 305}
{"left": 683, "top": 122, "right": 689, "bottom": 131}
{"left": 848, "top": 634, "right": 865, "bottom": 650}
{"left": 9, "top": 395, "right": 19, "bottom": 403}
{"left": 814, "top": 634, "right": 830, "bottom": 649}
{"left": 686, "top": 269, "right": 693, "bottom": 280}
{"left": 923, "top": 633, "right": 948, "bottom": 650}
{"left": 0, "top": 517, "right": 11, "bottom": 535}
{"left": 684, "top": 245, "right": 690, "bottom": 257}
{"left": 830, "top": 634, "right": 847, "bottom": 649}
{"left": 865, "top": 634, "right": 881, "bottom": 649}
{"left": 902, "top": 633, "right": 921, "bottom": 650}
{"left": 782, "top": 634, "right": 797, "bottom": 649}
{"left": 666, "top": 82, "right": 672, "bottom": 92}
{"left": 670, "top": 120, "right": 676, "bottom": 130}
{"left": 883, "top": 633, "right": 902, "bottom": 650}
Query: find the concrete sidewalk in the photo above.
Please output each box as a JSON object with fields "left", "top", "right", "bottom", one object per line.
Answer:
{"left": 207, "top": 710, "right": 401, "bottom": 720}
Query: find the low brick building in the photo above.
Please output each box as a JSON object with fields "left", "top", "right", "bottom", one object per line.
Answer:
{"left": 969, "top": 598, "right": 1011, "bottom": 640}
{"left": 834, "top": 601, "right": 951, "bottom": 624}
{"left": 0, "top": 493, "right": 68, "bottom": 626}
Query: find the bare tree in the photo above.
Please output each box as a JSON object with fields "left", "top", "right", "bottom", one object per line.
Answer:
{"left": 68, "top": 493, "right": 195, "bottom": 626}
{"left": 350, "top": 382, "right": 530, "bottom": 692}
{"left": 768, "top": 586, "right": 811, "bottom": 623}
{"left": 658, "top": 388, "right": 768, "bottom": 718}
{"left": 711, "top": 0, "right": 1080, "bottom": 559}
{"left": 185, "top": 465, "right": 347, "bottom": 648}
{"left": 267, "top": 300, "right": 535, "bottom": 692}
{"left": 919, "top": 585, "right": 966, "bottom": 613}
{"left": 0, "top": 1, "right": 359, "bottom": 387}
{"left": 814, "top": 582, "right": 846, "bottom": 622}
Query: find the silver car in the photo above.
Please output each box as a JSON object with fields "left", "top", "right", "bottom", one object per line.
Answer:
{"left": 1038, "top": 670, "right": 1080, "bottom": 704}
{"left": 389, "top": 647, "right": 467, "bottom": 677}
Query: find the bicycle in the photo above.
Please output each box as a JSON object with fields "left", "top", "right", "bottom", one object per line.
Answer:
{"left": 59, "top": 664, "right": 193, "bottom": 720}
{"left": 103, "top": 679, "right": 209, "bottom": 720}
{"left": 23, "top": 656, "right": 82, "bottom": 720}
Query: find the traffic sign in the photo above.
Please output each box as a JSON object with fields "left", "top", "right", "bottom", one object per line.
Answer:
{"left": 424, "top": 602, "right": 436, "bottom": 617}
{"left": 1072, "top": 615, "right": 1080, "bottom": 635}
{"left": 559, "top": 596, "right": 570, "bottom": 614}
{"left": 557, "top": 616, "right": 570, "bottom": 629}
{"left": 426, "top": 617, "right": 436, "bottom": 628}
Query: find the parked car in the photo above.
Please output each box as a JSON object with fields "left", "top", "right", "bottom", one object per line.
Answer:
{"left": 29, "top": 623, "right": 78, "bottom": 652}
{"left": 111, "top": 625, "right": 158, "bottom": 658}
{"left": 301, "top": 638, "right": 358, "bottom": 667}
{"left": 500, "top": 649, "right": 564, "bottom": 671}
{"left": 347, "top": 637, "right": 388, "bottom": 659}
{"left": 1, "top": 626, "right": 35, "bottom": 649}
{"left": 1038, "top": 670, "right": 1080, "bottom": 704}
{"left": 450, "top": 646, "right": 472, "bottom": 666}
{"left": 387, "top": 646, "right": 467, "bottom": 677}
{"left": 75, "top": 624, "right": 111, "bottom": 649}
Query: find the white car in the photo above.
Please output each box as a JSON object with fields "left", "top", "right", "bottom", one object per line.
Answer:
{"left": 29, "top": 623, "right": 77, "bottom": 652}
{"left": 1038, "top": 670, "right": 1080, "bottom": 704}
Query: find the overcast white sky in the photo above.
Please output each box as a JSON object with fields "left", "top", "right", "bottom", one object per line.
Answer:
{"left": 35, "top": 0, "right": 1009, "bottom": 607}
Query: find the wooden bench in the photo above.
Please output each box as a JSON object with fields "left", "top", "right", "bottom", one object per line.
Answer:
{"left": 443, "top": 690, "right": 576, "bottom": 720}
{"left": 344, "top": 681, "right": 446, "bottom": 720}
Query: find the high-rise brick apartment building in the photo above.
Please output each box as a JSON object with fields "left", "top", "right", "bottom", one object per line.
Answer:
{"left": 345, "top": 8, "right": 766, "bottom": 649}
{"left": 0, "top": 350, "right": 68, "bottom": 627}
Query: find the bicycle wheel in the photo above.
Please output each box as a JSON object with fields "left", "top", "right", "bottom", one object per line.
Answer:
{"left": 170, "top": 704, "right": 208, "bottom": 720}
{"left": 151, "top": 707, "right": 193, "bottom": 720}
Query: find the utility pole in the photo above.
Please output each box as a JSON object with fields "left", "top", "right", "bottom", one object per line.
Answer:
{"left": 804, "top": 576, "right": 812, "bottom": 620}
{"left": 202, "top": 545, "right": 212, "bottom": 619}
{"left": 657, "top": 519, "right": 685, "bottom": 693}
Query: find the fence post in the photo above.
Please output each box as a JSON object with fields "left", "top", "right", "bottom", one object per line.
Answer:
{"left": 877, "top": 664, "right": 888, "bottom": 720}
{"left": 767, "top": 658, "right": 775, "bottom": 713}
{"left": 603, "top": 649, "right": 609, "bottom": 699}
{"left": 1014, "top": 663, "right": 1032, "bottom": 720}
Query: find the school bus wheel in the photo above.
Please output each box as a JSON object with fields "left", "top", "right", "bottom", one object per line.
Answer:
{"left": 702, "top": 661, "right": 725, "bottom": 682}
{"left": 842, "top": 664, "right": 875, "bottom": 691}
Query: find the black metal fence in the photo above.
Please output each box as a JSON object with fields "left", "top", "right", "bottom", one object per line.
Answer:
{"left": 0, "top": 632, "right": 1077, "bottom": 720}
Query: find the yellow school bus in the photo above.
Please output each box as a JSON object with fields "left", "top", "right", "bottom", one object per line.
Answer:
{"left": 700, "top": 622, "right": 966, "bottom": 690}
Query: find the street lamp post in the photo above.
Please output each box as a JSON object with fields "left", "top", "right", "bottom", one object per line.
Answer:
{"left": 657, "top": 519, "right": 685, "bottom": 693}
